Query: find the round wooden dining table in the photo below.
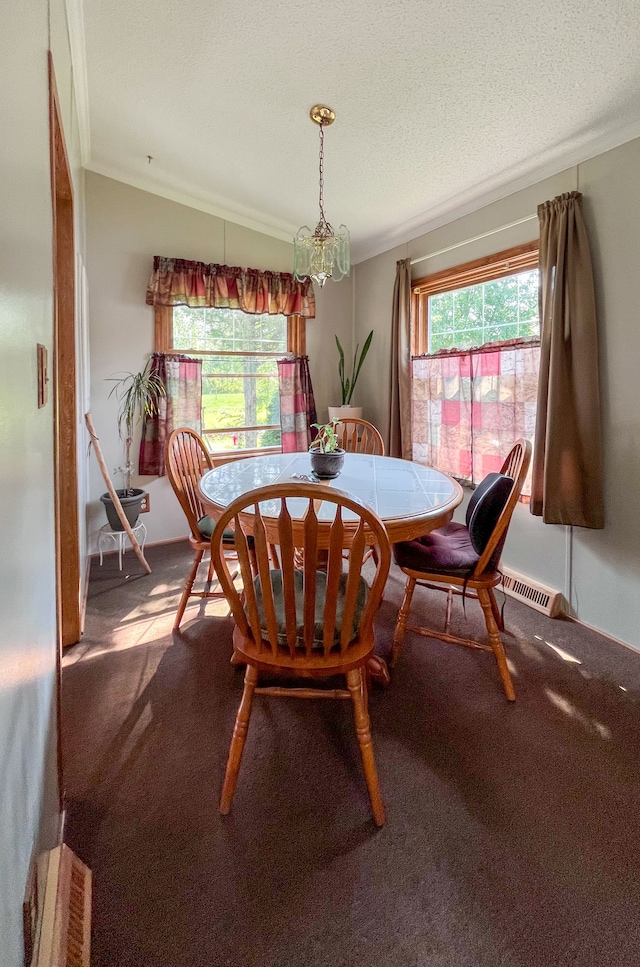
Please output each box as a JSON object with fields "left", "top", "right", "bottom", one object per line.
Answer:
{"left": 199, "top": 451, "right": 463, "bottom": 683}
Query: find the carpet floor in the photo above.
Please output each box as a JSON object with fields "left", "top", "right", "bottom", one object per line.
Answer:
{"left": 62, "top": 541, "right": 640, "bottom": 967}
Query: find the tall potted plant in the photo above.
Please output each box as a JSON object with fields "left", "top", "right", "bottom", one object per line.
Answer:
{"left": 100, "top": 359, "right": 165, "bottom": 531}
{"left": 328, "top": 329, "right": 374, "bottom": 422}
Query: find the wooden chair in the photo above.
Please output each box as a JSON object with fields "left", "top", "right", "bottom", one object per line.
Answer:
{"left": 335, "top": 418, "right": 384, "bottom": 566}
{"left": 391, "top": 439, "right": 532, "bottom": 701}
{"left": 165, "top": 427, "right": 240, "bottom": 630}
{"left": 211, "top": 481, "right": 391, "bottom": 826}
{"left": 336, "top": 417, "right": 385, "bottom": 455}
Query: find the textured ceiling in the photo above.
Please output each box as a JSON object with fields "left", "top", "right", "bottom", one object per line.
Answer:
{"left": 82, "top": 0, "right": 640, "bottom": 261}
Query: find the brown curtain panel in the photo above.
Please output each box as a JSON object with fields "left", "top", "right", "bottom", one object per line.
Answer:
{"left": 389, "top": 257, "right": 412, "bottom": 459}
{"left": 146, "top": 256, "right": 316, "bottom": 318}
{"left": 531, "top": 191, "right": 604, "bottom": 528}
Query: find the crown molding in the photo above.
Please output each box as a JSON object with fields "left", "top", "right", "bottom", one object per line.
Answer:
{"left": 85, "top": 162, "right": 298, "bottom": 244}
{"left": 352, "top": 117, "right": 640, "bottom": 264}
{"left": 65, "top": 0, "right": 91, "bottom": 166}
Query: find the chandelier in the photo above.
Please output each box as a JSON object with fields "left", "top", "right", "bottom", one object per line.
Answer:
{"left": 293, "top": 105, "right": 350, "bottom": 287}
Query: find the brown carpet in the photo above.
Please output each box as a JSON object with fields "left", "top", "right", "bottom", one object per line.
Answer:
{"left": 62, "top": 541, "right": 640, "bottom": 967}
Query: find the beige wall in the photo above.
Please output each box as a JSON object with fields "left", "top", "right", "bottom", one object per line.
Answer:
{"left": 355, "top": 140, "right": 640, "bottom": 648}
{"left": 85, "top": 172, "right": 352, "bottom": 548}
{"left": 0, "top": 0, "right": 85, "bottom": 961}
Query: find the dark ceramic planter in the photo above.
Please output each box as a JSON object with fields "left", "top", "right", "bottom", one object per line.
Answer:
{"left": 309, "top": 448, "right": 345, "bottom": 479}
{"left": 100, "top": 488, "right": 146, "bottom": 531}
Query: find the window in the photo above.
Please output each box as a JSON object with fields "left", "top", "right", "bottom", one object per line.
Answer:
{"left": 412, "top": 242, "right": 539, "bottom": 355}
{"left": 427, "top": 269, "right": 539, "bottom": 352}
{"left": 155, "top": 305, "right": 305, "bottom": 456}
{"left": 411, "top": 242, "right": 540, "bottom": 489}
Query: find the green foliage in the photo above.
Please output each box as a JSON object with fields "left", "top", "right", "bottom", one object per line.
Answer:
{"left": 107, "top": 358, "right": 165, "bottom": 492}
{"left": 428, "top": 269, "right": 539, "bottom": 353}
{"left": 310, "top": 418, "right": 342, "bottom": 453}
{"left": 336, "top": 329, "right": 374, "bottom": 405}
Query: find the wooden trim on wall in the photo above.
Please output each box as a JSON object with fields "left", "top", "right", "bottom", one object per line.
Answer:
{"left": 287, "top": 314, "right": 306, "bottom": 356}
{"left": 49, "top": 53, "right": 81, "bottom": 651}
{"left": 412, "top": 240, "right": 539, "bottom": 296}
{"left": 154, "top": 305, "right": 172, "bottom": 353}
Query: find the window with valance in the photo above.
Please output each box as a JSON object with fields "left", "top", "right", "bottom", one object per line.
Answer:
{"left": 147, "top": 256, "right": 314, "bottom": 457}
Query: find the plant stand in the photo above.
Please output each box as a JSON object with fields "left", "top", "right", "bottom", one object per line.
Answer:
{"left": 98, "top": 520, "right": 148, "bottom": 571}
{"left": 85, "top": 411, "right": 151, "bottom": 574}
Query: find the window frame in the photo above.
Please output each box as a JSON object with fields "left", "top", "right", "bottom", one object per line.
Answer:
{"left": 154, "top": 305, "right": 306, "bottom": 462}
{"left": 411, "top": 240, "right": 539, "bottom": 356}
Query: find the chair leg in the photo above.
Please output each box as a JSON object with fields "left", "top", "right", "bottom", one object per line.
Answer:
{"left": 391, "top": 575, "right": 417, "bottom": 667}
{"left": 488, "top": 587, "right": 504, "bottom": 631}
{"left": 220, "top": 664, "right": 259, "bottom": 814}
{"left": 174, "top": 548, "right": 204, "bottom": 630}
{"left": 347, "top": 668, "right": 385, "bottom": 827}
{"left": 206, "top": 554, "right": 215, "bottom": 583}
{"left": 444, "top": 588, "right": 454, "bottom": 633}
{"left": 478, "top": 588, "right": 516, "bottom": 701}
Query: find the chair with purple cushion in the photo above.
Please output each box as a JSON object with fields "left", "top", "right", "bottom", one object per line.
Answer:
{"left": 391, "top": 439, "right": 532, "bottom": 701}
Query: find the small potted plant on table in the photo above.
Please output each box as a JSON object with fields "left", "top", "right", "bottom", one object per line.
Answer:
{"left": 100, "top": 359, "right": 165, "bottom": 530}
{"left": 309, "top": 418, "right": 345, "bottom": 479}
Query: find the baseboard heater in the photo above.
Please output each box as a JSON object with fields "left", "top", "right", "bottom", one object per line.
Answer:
{"left": 35, "top": 844, "right": 91, "bottom": 967}
{"left": 501, "top": 566, "right": 563, "bottom": 618}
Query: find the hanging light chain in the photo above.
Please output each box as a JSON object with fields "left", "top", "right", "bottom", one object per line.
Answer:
{"left": 318, "top": 122, "right": 325, "bottom": 221}
{"left": 315, "top": 121, "right": 334, "bottom": 237}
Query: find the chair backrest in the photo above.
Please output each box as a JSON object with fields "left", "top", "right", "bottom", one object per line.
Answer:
{"left": 211, "top": 482, "right": 391, "bottom": 665}
{"left": 471, "top": 438, "right": 532, "bottom": 577}
{"left": 336, "top": 418, "right": 385, "bottom": 455}
{"left": 165, "top": 427, "right": 214, "bottom": 543}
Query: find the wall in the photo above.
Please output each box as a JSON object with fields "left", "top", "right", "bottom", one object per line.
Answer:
{"left": 355, "top": 140, "right": 640, "bottom": 649}
{"left": 0, "top": 0, "right": 85, "bottom": 962}
{"left": 85, "top": 172, "right": 353, "bottom": 548}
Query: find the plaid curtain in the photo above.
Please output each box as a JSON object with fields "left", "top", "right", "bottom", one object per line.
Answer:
{"left": 412, "top": 340, "right": 539, "bottom": 495}
{"left": 139, "top": 353, "right": 202, "bottom": 476}
{"left": 277, "top": 356, "right": 317, "bottom": 453}
{"left": 146, "top": 256, "right": 316, "bottom": 318}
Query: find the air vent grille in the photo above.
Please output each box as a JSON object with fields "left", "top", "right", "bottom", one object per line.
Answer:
{"left": 36, "top": 845, "right": 91, "bottom": 967}
{"left": 501, "top": 567, "right": 562, "bottom": 618}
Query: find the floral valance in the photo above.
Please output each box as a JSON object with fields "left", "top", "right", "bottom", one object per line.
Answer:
{"left": 146, "top": 256, "right": 316, "bottom": 318}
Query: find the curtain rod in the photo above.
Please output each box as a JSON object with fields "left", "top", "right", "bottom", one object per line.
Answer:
{"left": 410, "top": 214, "right": 538, "bottom": 266}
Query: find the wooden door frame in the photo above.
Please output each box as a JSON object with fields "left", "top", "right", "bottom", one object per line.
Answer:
{"left": 49, "top": 54, "right": 81, "bottom": 653}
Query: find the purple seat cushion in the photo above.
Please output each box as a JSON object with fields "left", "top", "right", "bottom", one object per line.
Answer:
{"left": 393, "top": 471, "right": 514, "bottom": 576}
{"left": 393, "top": 521, "right": 479, "bottom": 575}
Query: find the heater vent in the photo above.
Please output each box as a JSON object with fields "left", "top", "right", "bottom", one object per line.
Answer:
{"left": 501, "top": 567, "right": 563, "bottom": 618}
{"left": 35, "top": 845, "right": 91, "bottom": 967}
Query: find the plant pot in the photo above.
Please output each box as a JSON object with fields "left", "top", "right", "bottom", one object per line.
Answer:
{"left": 328, "top": 405, "right": 363, "bottom": 422}
{"left": 309, "top": 448, "right": 345, "bottom": 479}
{"left": 100, "top": 489, "right": 146, "bottom": 531}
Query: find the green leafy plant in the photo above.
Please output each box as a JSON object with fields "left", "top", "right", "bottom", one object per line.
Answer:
{"left": 107, "top": 359, "right": 165, "bottom": 493}
{"left": 310, "top": 418, "right": 342, "bottom": 453}
{"left": 336, "top": 329, "right": 374, "bottom": 405}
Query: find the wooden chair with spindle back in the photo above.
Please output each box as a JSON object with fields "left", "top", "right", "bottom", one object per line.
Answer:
{"left": 211, "top": 481, "right": 391, "bottom": 827}
{"left": 335, "top": 418, "right": 385, "bottom": 566}
{"left": 391, "top": 439, "right": 532, "bottom": 701}
{"left": 336, "top": 417, "right": 385, "bottom": 455}
{"left": 165, "top": 427, "right": 242, "bottom": 630}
